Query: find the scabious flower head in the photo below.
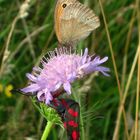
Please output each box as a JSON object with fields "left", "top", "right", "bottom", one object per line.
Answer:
{"left": 21, "top": 47, "right": 110, "bottom": 105}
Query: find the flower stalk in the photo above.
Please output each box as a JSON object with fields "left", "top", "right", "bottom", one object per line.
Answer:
{"left": 41, "top": 121, "right": 54, "bottom": 140}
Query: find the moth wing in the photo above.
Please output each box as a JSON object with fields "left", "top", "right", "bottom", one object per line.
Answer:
{"left": 60, "top": 1, "right": 100, "bottom": 44}
{"left": 62, "top": 99, "right": 80, "bottom": 139}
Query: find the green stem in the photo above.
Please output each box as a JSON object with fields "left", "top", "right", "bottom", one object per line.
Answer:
{"left": 80, "top": 111, "right": 85, "bottom": 140}
{"left": 41, "top": 121, "right": 53, "bottom": 140}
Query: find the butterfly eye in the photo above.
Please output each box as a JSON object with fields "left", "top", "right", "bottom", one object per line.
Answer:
{"left": 86, "top": 18, "right": 90, "bottom": 21}
{"left": 62, "top": 3, "right": 67, "bottom": 8}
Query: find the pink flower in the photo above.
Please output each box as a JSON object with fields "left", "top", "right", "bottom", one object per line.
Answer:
{"left": 21, "top": 47, "right": 109, "bottom": 104}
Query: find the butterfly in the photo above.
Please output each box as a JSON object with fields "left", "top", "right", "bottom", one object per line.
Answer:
{"left": 54, "top": 0, "right": 100, "bottom": 47}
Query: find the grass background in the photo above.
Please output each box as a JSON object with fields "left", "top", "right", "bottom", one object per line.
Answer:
{"left": 0, "top": 0, "right": 139, "bottom": 140}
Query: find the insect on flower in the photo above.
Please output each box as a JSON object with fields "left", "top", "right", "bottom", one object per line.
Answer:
{"left": 55, "top": 0, "right": 100, "bottom": 47}
{"left": 20, "top": 47, "right": 109, "bottom": 140}
{"left": 50, "top": 98, "right": 80, "bottom": 140}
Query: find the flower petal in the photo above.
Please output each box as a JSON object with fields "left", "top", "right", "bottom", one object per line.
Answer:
{"left": 37, "top": 91, "right": 45, "bottom": 101}
{"left": 93, "top": 66, "right": 110, "bottom": 76}
{"left": 21, "top": 84, "right": 40, "bottom": 93}
{"left": 79, "top": 62, "right": 110, "bottom": 76}
{"left": 81, "top": 48, "right": 88, "bottom": 64}
{"left": 26, "top": 73, "right": 37, "bottom": 82}
{"left": 98, "top": 56, "right": 108, "bottom": 64}
{"left": 67, "top": 72, "right": 77, "bottom": 82}
{"left": 63, "top": 82, "right": 71, "bottom": 95}
{"left": 53, "top": 82, "right": 62, "bottom": 91}
{"left": 45, "top": 92, "right": 53, "bottom": 104}
{"left": 93, "top": 56, "right": 108, "bottom": 65}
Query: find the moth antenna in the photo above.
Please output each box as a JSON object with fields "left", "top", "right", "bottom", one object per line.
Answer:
{"left": 11, "top": 89, "right": 34, "bottom": 96}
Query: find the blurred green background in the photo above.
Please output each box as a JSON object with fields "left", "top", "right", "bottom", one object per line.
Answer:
{"left": 0, "top": 0, "right": 139, "bottom": 140}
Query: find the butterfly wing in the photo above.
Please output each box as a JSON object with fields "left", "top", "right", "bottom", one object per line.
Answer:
{"left": 59, "top": 1, "right": 100, "bottom": 45}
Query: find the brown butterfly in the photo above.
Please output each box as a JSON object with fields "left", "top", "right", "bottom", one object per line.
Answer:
{"left": 55, "top": 0, "right": 100, "bottom": 47}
